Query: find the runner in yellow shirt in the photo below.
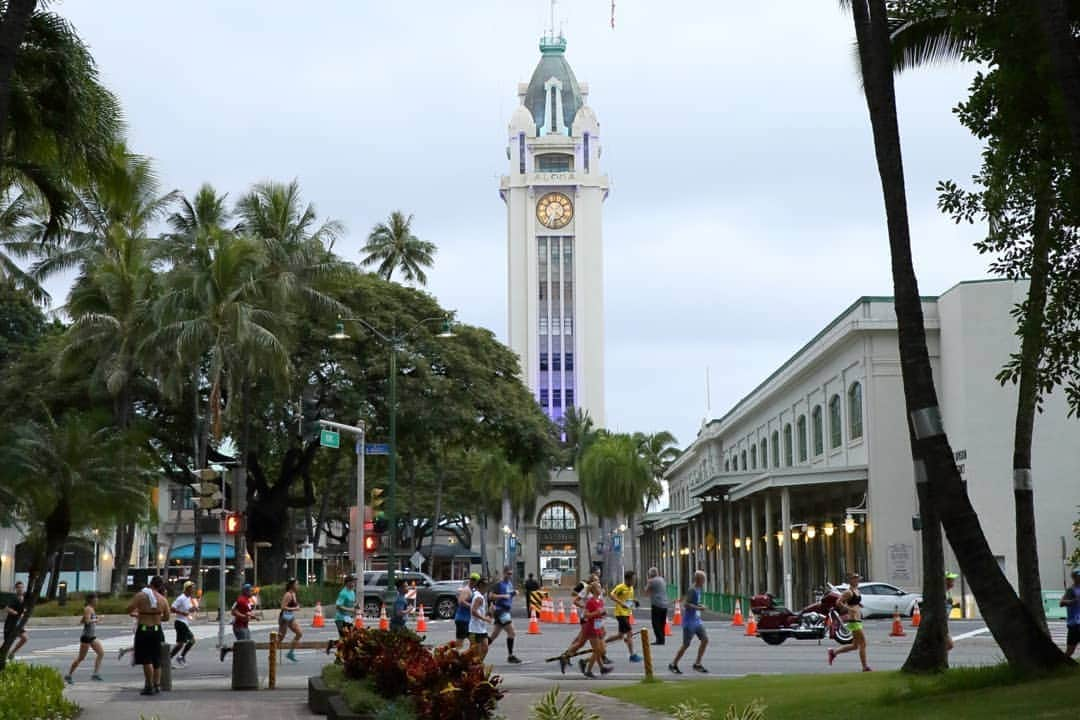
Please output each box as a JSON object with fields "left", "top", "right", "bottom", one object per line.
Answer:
{"left": 608, "top": 571, "right": 642, "bottom": 662}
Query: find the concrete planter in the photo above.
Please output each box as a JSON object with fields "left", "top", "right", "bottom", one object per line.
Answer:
{"left": 326, "top": 694, "right": 376, "bottom": 720}
{"left": 308, "top": 676, "right": 336, "bottom": 715}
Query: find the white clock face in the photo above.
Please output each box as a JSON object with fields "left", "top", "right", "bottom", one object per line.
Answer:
{"left": 536, "top": 192, "right": 573, "bottom": 229}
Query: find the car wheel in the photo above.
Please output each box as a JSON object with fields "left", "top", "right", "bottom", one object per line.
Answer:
{"left": 363, "top": 598, "right": 381, "bottom": 617}
{"left": 435, "top": 596, "right": 456, "bottom": 620}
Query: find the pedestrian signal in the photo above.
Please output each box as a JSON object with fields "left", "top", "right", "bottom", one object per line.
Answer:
{"left": 225, "top": 512, "right": 243, "bottom": 535}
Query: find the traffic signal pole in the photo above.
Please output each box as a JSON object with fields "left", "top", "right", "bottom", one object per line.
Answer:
{"left": 219, "top": 470, "right": 226, "bottom": 650}
{"left": 318, "top": 420, "right": 365, "bottom": 579}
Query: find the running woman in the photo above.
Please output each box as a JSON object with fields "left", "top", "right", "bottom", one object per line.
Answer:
{"left": 669, "top": 570, "right": 709, "bottom": 674}
{"left": 2, "top": 581, "right": 28, "bottom": 660}
{"left": 278, "top": 578, "right": 303, "bottom": 662}
{"left": 487, "top": 565, "right": 522, "bottom": 663}
{"left": 828, "top": 572, "right": 871, "bottom": 671}
{"left": 469, "top": 577, "right": 492, "bottom": 660}
{"left": 556, "top": 573, "right": 598, "bottom": 673}
{"left": 170, "top": 582, "right": 197, "bottom": 666}
{"left": 64, "top": 593, "right": 104, "bottom": 683}
{"left": 609, "top": 571, "right": 642, "bottom": 662}
{"left": 126, "top": 576, "right": 170, "bottom": 696}
{"left": 581, "top": 581, "right": 612, "bottom": 677}
{"left": 454, "top": 573, "right": 479, "bottom": 649}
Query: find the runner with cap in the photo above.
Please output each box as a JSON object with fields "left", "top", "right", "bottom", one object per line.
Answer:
{"left": 326, "top": 573, "right": 358, "bottom": 655}
{"left": 169, "top": 581, "right": 197, "bottom": 666}
{"left": 487, "top": 565, "right": 522, "bottom": 663}
{"left": 828, "top": 572, "right": 871, "bottom": 672}
{"left": 220, "top": 583, "right": 257, "bottom": 662}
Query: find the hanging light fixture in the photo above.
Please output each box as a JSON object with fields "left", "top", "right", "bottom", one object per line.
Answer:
{"left": 775, "top": 531, "right": 784, "bottom": 546}
{"left": 806, "top": 525, "right": 817, "bottom": 540}
{"left": 824, "top": 522, "right": 835, "bottom": 537}
{"left": 744, "top": 536, "right": 751, "bottom": 550}
{"left": 734, "top": 537, "right": 742, "bottom": 549}
{"left": 845, "top": 514, "right": 856, "bottom": 534}
{"left": 791, "top": 527, "right": 801, "bottom": 541}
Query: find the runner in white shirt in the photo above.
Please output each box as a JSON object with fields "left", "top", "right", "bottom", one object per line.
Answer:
{"left": 169, "top": 582, "right": 197, "bottom": 666}
{"left": 469, "top": 577, "right": 492, "bottom": 661}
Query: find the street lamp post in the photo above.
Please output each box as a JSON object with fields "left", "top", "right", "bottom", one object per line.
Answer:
{"left": 330, "top": 315, "right": 455, "bottom": 589}
{"left": 253, "top": 541, "right": 272, "bottom": 589}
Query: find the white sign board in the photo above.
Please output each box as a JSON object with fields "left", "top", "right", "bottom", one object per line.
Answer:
{"left": 410, "top": 551, "right": 425, "bottom": 569}
{"left": 887, "top": 543, "right": 913, "bottom": 583}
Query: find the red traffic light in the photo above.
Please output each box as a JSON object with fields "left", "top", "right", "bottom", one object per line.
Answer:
{"left": 363, "top": 535, "right": 378, "bottom": 554}
{"left": 225, "top": 512, "right": 243, "bottom": 535}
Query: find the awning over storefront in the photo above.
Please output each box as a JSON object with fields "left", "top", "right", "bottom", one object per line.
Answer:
{"left": 168, "top": 543, "right": 236, "bottom": 561}
{"left": 727, "top": 466, "right": 868, "bottom": 502}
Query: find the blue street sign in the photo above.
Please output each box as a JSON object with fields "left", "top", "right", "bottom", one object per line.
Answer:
{"left": 508, "top": 537, "right": 517, "bottom": 555}
{"left": 364, "top": 443, "right": 390, "bottom": 455}
{"left": 613, "top": 534, "right": 623, "bottom": 553}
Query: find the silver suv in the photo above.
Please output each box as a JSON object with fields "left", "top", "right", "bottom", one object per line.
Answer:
{"left": 360, "top": 571, "right": 463, "bottom": 620}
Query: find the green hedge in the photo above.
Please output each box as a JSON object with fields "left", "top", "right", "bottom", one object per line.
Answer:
{"left": 255, "top": 582, "right": 340, "bottom": 609}
{"left": 0, "top": 662, "right": 79, "bottom": 720}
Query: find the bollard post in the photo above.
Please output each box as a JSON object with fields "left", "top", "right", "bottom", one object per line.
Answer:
{"left": 158, "top": 642, "right": 172, "bottom": 691}
{"left": 231, "top": 639, "right": 259, "bottom": 690}
{"left": 268, "top": 631, "right": 278, "bottom": 690}
{"left": 639, "top": 628, "right": 654, "bottom": 680}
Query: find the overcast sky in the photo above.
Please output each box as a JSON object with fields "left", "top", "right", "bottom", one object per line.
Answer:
{"left": 57, "top": 1, "right": 987, "bottom": 450}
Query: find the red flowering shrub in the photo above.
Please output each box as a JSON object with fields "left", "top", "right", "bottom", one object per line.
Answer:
{"left": 334, "top": 629, "right": 503, "bottom": 719}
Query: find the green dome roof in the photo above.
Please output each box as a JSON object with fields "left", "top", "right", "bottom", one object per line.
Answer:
{"left": 525, "top": 35, "right": 583, "bottom": 134}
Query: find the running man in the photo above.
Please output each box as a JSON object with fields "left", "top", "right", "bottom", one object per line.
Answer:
{"left": 1060, "top": 568, "right": 1080, "bottom": 657}
{"left": 64, "top": 593, "right": 104, "bottom": 684}
{"left": 326, "top": 573, "right": 358, "bottom": 655}
{"left": 487, "top": 565, "right": 522, "bottom": 663}
{"left": 169, "top": 582, "right": 197, "bottom": 666}
{"left": 469, "top": 577, "right": 492, "bottom": 660}
{"left": 220, "top": 583, "right": 257, "bottom": 662}
{"left": 2, "top": 581, "right": 28, "bottom": 660}
{"left": 644, "top": 567, "right": 668, "bottom": 645}
{"left": 454, "top": 573, "right": 479, "bottom": 649}
{"left": 608, "top": 571, "right": 642, "bottom": 662}
{"left": 126, "top": 576, "right": 170, "bottom": 696}
{"left": 278, "top": 578, "right": 303, "bottom": 662}
{"left": 828, "top": 572, "right": 871, "bottom": 671}
{"left": 390, "top": 578, "right": 409, "bottom": 631}
{"left": 669, "top": 570, "right": 709, "bottom": 674}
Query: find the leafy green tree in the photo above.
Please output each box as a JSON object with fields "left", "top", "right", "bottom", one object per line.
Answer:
{"left": 632, "top": 431, "right": 681, "bottom": 570}
{"left": 847, "top": 0, "right": 1068, "bottom": 672}
{"left": 0, "top": 191, "right": 46, "bottom": 302}
{"left": 360, "top": 210, "right": 436, "bottom": 285}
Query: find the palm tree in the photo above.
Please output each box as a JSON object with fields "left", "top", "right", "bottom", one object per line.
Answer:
{"left": 561, "top": 406, "right": 599, "bottom": 570}
{"left": 847, "top": 0, "right": 1068, "bottom": 673}
{"left": 0, "top": 0, "right": 40, "bottom": 158}
{"left": 633, "top": 431, "right": 682, "bottom": 571}
{"left": 0, "top": 190, "right": 46, "bottom": 303}
{"left": 360, "top": 211, "right": 436, "bottom": 285}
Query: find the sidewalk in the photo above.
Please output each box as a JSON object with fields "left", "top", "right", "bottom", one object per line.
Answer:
{"left": 65, "top": 681, "right": 669, "bottom": 720}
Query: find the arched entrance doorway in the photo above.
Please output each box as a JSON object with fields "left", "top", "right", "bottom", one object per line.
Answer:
{"left": 537, "top": 502, "right": 579, "bottom": 588}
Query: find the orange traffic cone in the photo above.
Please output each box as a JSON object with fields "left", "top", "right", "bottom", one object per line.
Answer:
{"left": 545, "top": 599, "right": 554, "bottom": 623}
{"left": 628, "top": 611, "right": 635, "bottom": 626}
{"left": 379, "top": 604, "right": 389, "bottom": 631}
{"left": 416, "top": 605, "right": 428, "bottom": 632}
{"left": 556, "top": 600, "right": 566, "bottom": 624}
{"left": 911, "top": 603, "right": 921, "bottom": 628}
{"left": 528, "top": 609, "right": 542, "bottom": 635}
{"left": 744, "top": 612, "right": 757, "bottom": 636}
{"left": 673, "top": 600, "right": 683, "bottom": 627}
{"left": 353, "top": 609, "right": 365, "bottom": 629}
{"left": 568, "top": 603, "right": 579, "bottom": 624}
{"left": 732, "top": 600, "right": 744, "bottom": 627}
{"left": 664, "top": 618, "right": 673, "bottom": 637}
{"left": 312, "top": 601, "right": 325, "bottom": 628}
{"left": 890, "top": 608, "right": 906, "bottom": 637}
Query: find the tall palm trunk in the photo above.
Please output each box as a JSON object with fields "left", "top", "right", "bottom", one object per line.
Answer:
{"left": 0, "top": 0, "right": 37, "bottom": 159}
{"left": 852, "top": 0, "right": 1069, "bottom": 673}
{"left": 1012, "top": 163, "right": 1053, "bottom": 631}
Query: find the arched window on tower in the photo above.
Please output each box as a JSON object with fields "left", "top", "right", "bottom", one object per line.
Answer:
{"left": 583, "top": 132, "right": 590, "bottom": 173}
{"left": 538, "top": 502, "right": 578, "bottom": 530}
{"left": 519, "top": 132, "right": 526, "bottom": 174}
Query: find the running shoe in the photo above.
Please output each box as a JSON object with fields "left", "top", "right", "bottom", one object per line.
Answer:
{"left": 692, "top": 664, "right": 709, "bottom": 673}
{"left": 325, "top": 639, "right": 336, "bottom": 655}
{"left": 602, "top": 654, "right": 612, "bottom": 665}
{"left": 668, "top": 663, "right": 682, "bottom": 674}
{"left": 629, "top": 653, "right": 642, "bottom": 663}
{"left": 117, "top": 648, "right": 129, "bottom": 661}
{"left": 583, "top": 670, "right": 597, "bottom": 678}
{"left": 558, "top": 655, "right": 568, "bottom": 674}
{"left": 91, "top": 674, "right": 104, "bottom": 682}
{"left": 63, "top": 675, "right": 73, "bottom": 685}
{"left": 599, "top": 665, "right": 613, "bottom": 675}
{"left": 827, "top": 648, "right": 836, "bottom": 666}
{"left": 177, "top": 656, "right": 187, "bottom": 666}
{"left": 507, "top": 655, "right": 522, "bottom": 664}
{"left": 140, "top": 687, "right": 154, "bottom": 696}
{"left": 578, "top": 659, "right": 587, "bottom": 675}
{"left": 286, "top": 650, "right": 298, "bottom": 663}
{"left": 220, "top": 647, "right": 229, "bottom": 663}
{"left": 863, "top": 666, "right": 873, "bottom": 672}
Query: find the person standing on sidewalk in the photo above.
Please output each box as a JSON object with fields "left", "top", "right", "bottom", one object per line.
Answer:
{"left": 126, "top": 576, "right": 170, "bottom": 695}
{"left": 2, "top": 581, "right": 28, "bottom": 660}
{"left": 828, "top": 572, "right": 871, "bottom": 672}
{"left": 644, "top": 567, "right": 668, "bottom": 646}
{"left": 64, "top": 593, "right": 104, "bottom": 684}
{"left": 169, "top": 582, "right": 197, "bottom": 666}
{"left": 609, "top": 571, "right": 642, "bottom": 662}
{"left": 487, "top": 565, "right": 522, "bottom": 663}
{"left": 1060, "top": 568, "right": 1080, "bottom": 657}
{"left": 669, "top": 570, "right": 709, "bottom": 675}
{"left": 278, "top": 578, "right": 303, "bottom": 662}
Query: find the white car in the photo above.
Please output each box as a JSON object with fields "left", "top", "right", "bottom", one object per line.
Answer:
{"left": 540, "top": 567, "right": 562, "bottom": 583}
{"left": 833, "top": 581, "right": 922, "bottom": 618}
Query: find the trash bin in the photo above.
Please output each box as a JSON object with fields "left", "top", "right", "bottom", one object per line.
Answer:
{"left": 58, "top": 581, "right": 68, "bottom": 607}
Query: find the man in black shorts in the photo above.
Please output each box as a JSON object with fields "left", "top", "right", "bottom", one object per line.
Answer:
{"left": 454, "top": 573, "right": 478, "bottom": 647}
{"left": 3, "top": 581, "right": 28, "bottom": 660}
{"left": 126, "top": 576, "right": 170, "bottom": 695}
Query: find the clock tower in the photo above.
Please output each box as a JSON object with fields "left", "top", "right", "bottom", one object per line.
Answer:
{"left": 497, "top": 26, "right": 609, "bottom": 582}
